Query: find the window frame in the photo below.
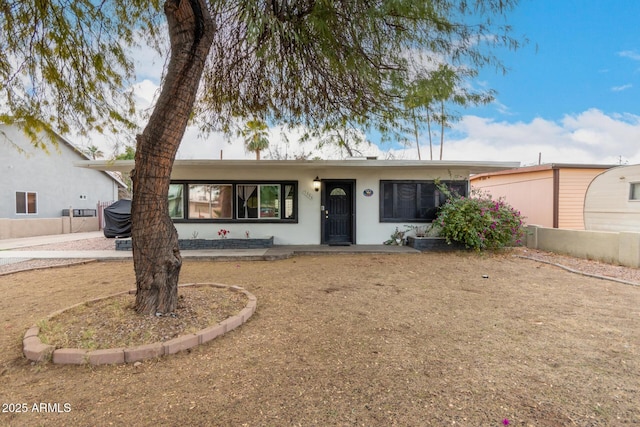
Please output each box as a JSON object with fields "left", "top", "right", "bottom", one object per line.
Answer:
{"left": 170, "top": 180, "right": 298, "bottom": 223}
{"left": 15, "top": 191, "right": 38, "bottom": 215}
{"left": 629, "top": 182, "right": 640, "bottom": 201}
{"left": 168, "top": 183, "right": 185, "bottom": 219}
{"left": 379, "top": 180, "right": 468, "bottom": 222}
{"left": 186, "top": 183, "right": 233, "bottom": 220}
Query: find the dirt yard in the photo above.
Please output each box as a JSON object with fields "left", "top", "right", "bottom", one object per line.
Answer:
{"left": 0, "top": 251, "right": 638, "bottom": 426}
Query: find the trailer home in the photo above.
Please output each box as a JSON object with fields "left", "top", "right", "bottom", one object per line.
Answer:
{"left": 584, "top": 164, "right": 640, "bottom": 232}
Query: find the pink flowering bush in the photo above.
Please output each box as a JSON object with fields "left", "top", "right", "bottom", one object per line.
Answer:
{"left": 436, "top": 184, "right": 525, "bottom": 251}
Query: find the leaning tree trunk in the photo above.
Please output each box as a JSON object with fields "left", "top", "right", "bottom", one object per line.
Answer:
{"left": 131, "top": 0, "right": 214, "bottom": 315}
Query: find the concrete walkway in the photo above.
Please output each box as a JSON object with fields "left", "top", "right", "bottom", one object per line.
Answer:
{"left": 0, "top": 232, "right": 419, "bottom": 261}
{"left": 0, "top": 231, "right": 105, "bottom": 250}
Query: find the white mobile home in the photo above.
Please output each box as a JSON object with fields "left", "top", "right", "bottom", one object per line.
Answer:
{"left": 79, "top": 159, "right": 518, "bottom": 245}
{"left": 584, "top": 164, "right": 640, "bottom": 232}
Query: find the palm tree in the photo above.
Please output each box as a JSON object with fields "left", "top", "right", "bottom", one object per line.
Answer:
{"left": 404, "top": 64, "right": 494, "bottom": 160}
{"left": 239, "top": 119, "right": 269, "bottom": 160}
{"left": 83, "top": 144, "right": 104, "bottom": 160}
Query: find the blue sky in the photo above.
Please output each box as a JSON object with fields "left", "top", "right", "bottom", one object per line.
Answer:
{"left": 472, "top": 0, "right": 640, "bottom": 122}
{"left": 435, "top": 0, "right": 640, "bottom": 166}
{"left": 89, "top": 1, "right": 640, "bottom": 166}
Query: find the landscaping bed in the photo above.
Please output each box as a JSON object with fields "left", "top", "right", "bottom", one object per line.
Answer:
{"left": 115, "top": 236, "right": 274, "bottom": 250}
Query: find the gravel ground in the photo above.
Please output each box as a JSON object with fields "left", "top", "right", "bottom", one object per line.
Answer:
{"left": 0, "top": 237, "right": 116, "bottom": 275}
{"left": 1, "top": 236, "right": 638, "bottom": 286}
{"left": 516, "top": 247, "right": 640, "bottom": 285}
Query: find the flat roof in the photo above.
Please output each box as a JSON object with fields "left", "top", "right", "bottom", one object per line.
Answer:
{"left": 76, "top": 159, "right": 520, "bottom": 175}
{"left": 470, "top": 163, "right": 617, "bottom": 180}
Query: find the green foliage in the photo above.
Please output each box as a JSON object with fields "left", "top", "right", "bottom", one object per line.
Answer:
{"left": 311, "top": 118, "right": 369, "bottom": 158}
{"left": 238, "top": 119, "right": 269, "bottom": 159}
{"left": 2, "top": 0, "right": 523, "bottom": 150}
{"left": 436, "top": 184, "right": 525, "bottom": 251}
{"left": 83, "top": 145, "right": 104, "bottom": 160}
{"left": 402, "top": 63, "right": 496, "bottom": 159}
{"left": 197, "top": 0, "right": 524, "bottom": 137}
{"left": 115, "top": 146, "right": 136, "bottom": 160}
{"left": 0, "top": 0, "right": 164, "bottom": 142}
{"left": 383, "top": 227, "right": 405, "bottom": 245}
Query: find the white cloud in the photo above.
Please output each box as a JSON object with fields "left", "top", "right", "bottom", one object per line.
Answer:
{"left": 611, "top": 84, "right": 632, "bottom": 92}
{"left": 131, "top": 79, "right": 161, "bottom": 108}
{"left": 83, "top": 77, "right": 640, "bottom": 168}
{"left": 442, "top": 109, "right": 640, "bottom": 165}
{"left": 618, "top": 50, "right": 640, "bottom": 61}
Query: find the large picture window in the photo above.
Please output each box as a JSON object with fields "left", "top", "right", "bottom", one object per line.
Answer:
{"left": 16, "top": 191, "right": 37, "bottom": 215}
{"left": 188, "top": 184, "right": 232, "bottom": 219}
{"left": 380, "top": 180, "right": 467, "bottom": 222}
{"left": 170, "top": 181, "right": 297, "bottom": 223}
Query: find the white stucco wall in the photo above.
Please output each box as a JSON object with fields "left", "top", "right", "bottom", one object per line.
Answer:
{"left": 1, "top": 124, "right": 121, "bottom": 220}
{"left": 170, "top": 162, "right": 471, "bottom": 245}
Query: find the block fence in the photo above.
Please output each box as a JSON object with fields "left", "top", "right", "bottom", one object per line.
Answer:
{"left": 525, "top": 225, "right": 640, "bottom": 268}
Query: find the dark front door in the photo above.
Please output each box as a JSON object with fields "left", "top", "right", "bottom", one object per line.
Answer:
{"left": 322, "top": 180, "right": 355, "bottom": 244}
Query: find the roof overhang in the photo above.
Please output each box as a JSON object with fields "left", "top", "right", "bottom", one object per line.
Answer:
{"left": 470, "top": 163, "right": 618, "bottom": 180}
{"left": 75, "top": 159, "right": 521, "bottom": 176}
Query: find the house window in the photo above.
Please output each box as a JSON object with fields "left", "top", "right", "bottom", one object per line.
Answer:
{"left": 380, "top": 180, "right": 467, "bottom": 222}
{"left": 16, "top": 191, "right": 37, "bottom": 215}
{"left": 188, "top": 184, "right": 232, "bottom": 219}
{"left": 168, "top": 184, "right": 184, "bottom": 219}
{"left": 237, "top": 184, "right": 280, "bottom": 219}
{"left": 630, "top": 183, "right": 640, "bottom": 201}
{"left": 170, "top": 181, "right": 297, "bottom": 222}
{"left": 283, "top": 184, "right": 295, "bottom": 219}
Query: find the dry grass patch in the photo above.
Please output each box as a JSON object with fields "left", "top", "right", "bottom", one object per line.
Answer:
{"left": 0, "top": 253, "right": 638, "bottom": 426}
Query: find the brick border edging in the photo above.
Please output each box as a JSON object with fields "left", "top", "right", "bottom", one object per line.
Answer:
{"left": 23, "top": 283, "right": 257, "bottom": 365}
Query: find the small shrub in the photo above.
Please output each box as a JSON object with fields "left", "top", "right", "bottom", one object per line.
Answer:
{"left": 436, "top": 184, "right": 525, "bottom": 251}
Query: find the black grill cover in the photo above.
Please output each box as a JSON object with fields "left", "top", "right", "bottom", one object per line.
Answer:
{"left": 103, "top": 199, "right": 132, "bottom": 238}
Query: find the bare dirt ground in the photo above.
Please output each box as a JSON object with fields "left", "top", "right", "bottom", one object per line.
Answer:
{"left": 0, "top": 240, "right": 639, "bottom": 426}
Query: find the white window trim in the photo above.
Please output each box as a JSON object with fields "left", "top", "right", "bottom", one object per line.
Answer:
{"left": 630, "top": 182, "right": 640, "bottom": 201}
{"left": 16, "top": 191, "right": 38, "bottom": 215}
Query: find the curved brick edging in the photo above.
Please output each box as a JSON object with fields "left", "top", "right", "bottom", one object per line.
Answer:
{"left": 23, "top": 283, "right": 257, "bottom": 365}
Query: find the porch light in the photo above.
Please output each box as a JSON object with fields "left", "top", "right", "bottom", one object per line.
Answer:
{"left": 313, "top": 176, "right": 321, "bottom": 192}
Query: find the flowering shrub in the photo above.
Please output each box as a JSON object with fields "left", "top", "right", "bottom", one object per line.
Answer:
{"left": 218, "top": 229, "right": 230, "bottom": 239}
{"left": 436, "top": 184, "right": 525, "bottom": 251}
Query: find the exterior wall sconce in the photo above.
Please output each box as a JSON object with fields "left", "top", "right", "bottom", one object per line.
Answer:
{"left": 313, "top": 176, "right": 321, "bottom": 192}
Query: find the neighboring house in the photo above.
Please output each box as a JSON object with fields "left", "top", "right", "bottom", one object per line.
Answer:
{"left": 79, "top": 159, "right": 518, "bottom": 245}
{"left": 470, "top": 164, "right": 616, "bottom": 230}
{"left": 584, "top": 164, "right": 640, "bottom": 232}
{"left": 1, "top": 123, "right": 125, "bottom": 238}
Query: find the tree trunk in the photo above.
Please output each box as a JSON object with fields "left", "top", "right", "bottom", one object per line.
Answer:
{"left": 411, "top": 110, "right": 421, "bottom": 160}
{"left": 439, "top": 101, "right": 444, "bottom": 161}
{"left": 426, "top": 109, "right": 433, "bottom": 161}
{"left": 131, "top": 0, "right": 214, "bottom": 315}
